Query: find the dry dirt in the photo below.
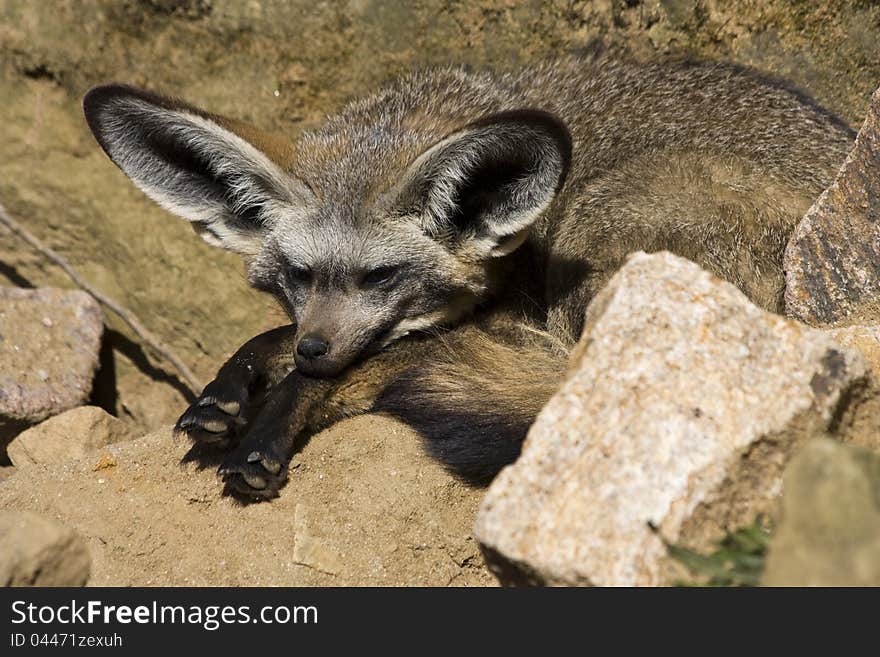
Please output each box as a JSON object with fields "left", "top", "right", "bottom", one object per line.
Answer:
{"left": 1, "top": 0, "right": 879, "bottom": 434}
{"left": 0, "top": 415, "right": 494, "bottom": 586}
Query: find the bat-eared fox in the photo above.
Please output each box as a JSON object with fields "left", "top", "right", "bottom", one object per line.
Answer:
{"left": 83, "top": 56, "right": 854, "bottom": 499}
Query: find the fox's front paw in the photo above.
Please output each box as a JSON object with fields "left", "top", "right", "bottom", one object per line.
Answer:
{"left": 218, "top": 434, "right": 290, "bottom": 501}
{"left": 174, "top": 365, "right": 256, "bottom": 448}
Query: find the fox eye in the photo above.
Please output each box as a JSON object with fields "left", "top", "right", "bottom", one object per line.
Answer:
{"left": 361, "top": 265, "right": 399, "bottom": 287}
{"left": 286, "top": 265, "right": 312, "bottom": 285}
{"left": 235, "top": 204, "right": 262, "bottom": 225}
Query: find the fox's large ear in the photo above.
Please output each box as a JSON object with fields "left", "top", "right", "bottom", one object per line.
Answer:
{"left": 83, "top": 84, "right": 313, "bottom": 255}
{"left": 389, "top": 110, "right": 571, "bottom": 257}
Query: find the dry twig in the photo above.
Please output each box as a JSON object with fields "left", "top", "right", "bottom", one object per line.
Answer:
{"left": 0, "top": 200, "right": 202, "bottom": 395}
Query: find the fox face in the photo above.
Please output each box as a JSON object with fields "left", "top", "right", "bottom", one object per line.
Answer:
{"left": 83, "top": 82, "right": 570, "bottom": 376}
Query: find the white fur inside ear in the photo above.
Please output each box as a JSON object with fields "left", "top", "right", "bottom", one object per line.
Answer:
{"left": 490, "top": 226, "right": 531, "bottom": 257}
{"left": 199, "top": 232, "right": 226, "bottom": 249}
{"left": 96, "top": 96, "right": 312, "bottom": 254}
{"left": 384, "top": 112, "right": 569, "bottom": 254}
{"left": 189, "top": 219, "right": 257, "bottom": 252}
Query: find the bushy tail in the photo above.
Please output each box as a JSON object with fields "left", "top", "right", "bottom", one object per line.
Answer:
{"left": 374, "top": 323, "right": 569, "bottom": 484}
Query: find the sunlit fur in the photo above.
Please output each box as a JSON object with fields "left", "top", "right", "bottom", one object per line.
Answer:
{"left": 85, "top": 56, "right": 855, "bottom": 489}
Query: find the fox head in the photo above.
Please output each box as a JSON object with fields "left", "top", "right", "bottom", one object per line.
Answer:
{"left": 83, "top": 79, "right": 571, "bottom": 377}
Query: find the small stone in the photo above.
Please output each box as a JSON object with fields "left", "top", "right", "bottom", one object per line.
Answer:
{"left": 763, "top": 438, "right": 880, "bottom": 586}
{"left": 0, "top": 511, "right": 90, "bottom": 586}
{"left": 92, "top": 453, "right": 117, "bottom": 471}
{"left": 784, "top": 85, "right": 880, "bottom": 326}
{"left": 7, "top": 406, "right": 133, "bottom": 468}
{"left": 293, "top": 503, "right": 344, "bottom": 575}
{"left": 474, "top": 252, "right": 869, "bottom": 586}
{"left": 0, "top": 287, "right": 103, "bottom": 444}
{"left": 0, "top": 466, "right": 15, "bottom": 483}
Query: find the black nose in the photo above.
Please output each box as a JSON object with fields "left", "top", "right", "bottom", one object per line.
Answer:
{"left": 297, "top": 335, "right": 330, "bottom": 359}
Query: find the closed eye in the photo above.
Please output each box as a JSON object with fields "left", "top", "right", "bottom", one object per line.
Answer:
{"left": 361, "top": 265, "right": 400, "bottom": 288}
{"left": 286, "top": 265, "right": 312, "bottom": 286}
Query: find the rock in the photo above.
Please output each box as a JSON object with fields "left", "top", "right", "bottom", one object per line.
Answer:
{"left": 0, "top": 511, "right": 90, "bottom": 586}
{"left": 784, "top": 85, "right": 880, "bottom": 326}
{"left": 474, "top": 251, "right": 869, "bottom": 587}
{"left": 0, "top": 287, "right": 103, "bottom": 444}
{"left": 820, "top": 324, "right": 880, "bottom": 455}
{"left": 825, "top": 324, "right": 880, "bottom": 374}
{"left": 6, "top": 406, "right": 133, "bottom": 468}
{"left": 0, "top": 417, "right": 494, "bottom": 586}
{"left": 763, "top": 438, "right": 880, "bottom": 586}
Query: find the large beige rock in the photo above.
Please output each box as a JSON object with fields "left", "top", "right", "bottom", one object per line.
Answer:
{"left": 0, "top": 287, "right": 103, "bottom": 443}
{"left": 0, "top": 417, "right": 494, "bottom": 586}
{"left": 0, "top": 511, "right": 90, "bottom": 586}
{"left": 763, "top": 438, "right": 880, "bottom": 586}
{"left": 7, "top": 406, "right": 133, "bottom": 468}
{"left": 474, "top": 251, "right": 870, "bottom": 587}
{"left": 784, "top": 85, "right": 880, "bottom": 326}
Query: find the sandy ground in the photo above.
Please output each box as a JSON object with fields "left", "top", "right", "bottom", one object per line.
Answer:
{"left": 1, "top": 1, "right": 879, "bottom": 435}
{"left": 0, "top": 415, "right": 495, "bottom": 586}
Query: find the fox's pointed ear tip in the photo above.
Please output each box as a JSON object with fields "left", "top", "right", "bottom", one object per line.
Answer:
{"left": 82, "top": 83, "right": 135, "bottom": 113}
{"left": 83, "top": 84, "right": 122, "bottom": 128}
{"left": 468, "top": 108, "right": 573, "bottom": 169}
{"left": 82, "top": 84, "right": 148, "bottom": 147}
{"left": 82, "top": 84, "right": 182, "bottom": 127}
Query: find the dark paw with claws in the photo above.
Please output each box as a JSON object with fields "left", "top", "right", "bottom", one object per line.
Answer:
{"left": 174, "top": 362, "right": 259, "bottom": 449}
{"left": 173, "top": 326, "right": 301, "bottom": 502}
{"left": 218, "top": 434, "right": 291, "bottom": 501}
{"left": 175, "top": 325, "right": 297, "bottom": 452}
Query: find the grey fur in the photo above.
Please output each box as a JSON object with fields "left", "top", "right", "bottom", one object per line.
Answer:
{"left": 85, "top": 56, "right": 854, "bottom": 399}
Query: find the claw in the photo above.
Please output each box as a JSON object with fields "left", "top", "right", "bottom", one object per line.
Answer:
{"left": 245, "top": 450, "right": 282, "bottom": 474}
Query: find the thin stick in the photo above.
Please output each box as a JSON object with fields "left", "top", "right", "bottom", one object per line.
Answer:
{"left": 0, "top": 200, "right": 202, "bottom": 395}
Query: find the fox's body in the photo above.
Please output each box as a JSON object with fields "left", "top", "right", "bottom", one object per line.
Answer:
{"left": 292, "top": 61, "right": 852, "bottom": 332}
{"left": 84, "top": 57, "right": 855, "bottom": 498}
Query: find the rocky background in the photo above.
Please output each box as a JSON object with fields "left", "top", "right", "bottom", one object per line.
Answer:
{"left": 1, "top": 0, "right": 880, "bottom": 586}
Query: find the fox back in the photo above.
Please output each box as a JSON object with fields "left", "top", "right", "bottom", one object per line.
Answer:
{"left": 83, "top": 57, "right": 855, "bottom": 376}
